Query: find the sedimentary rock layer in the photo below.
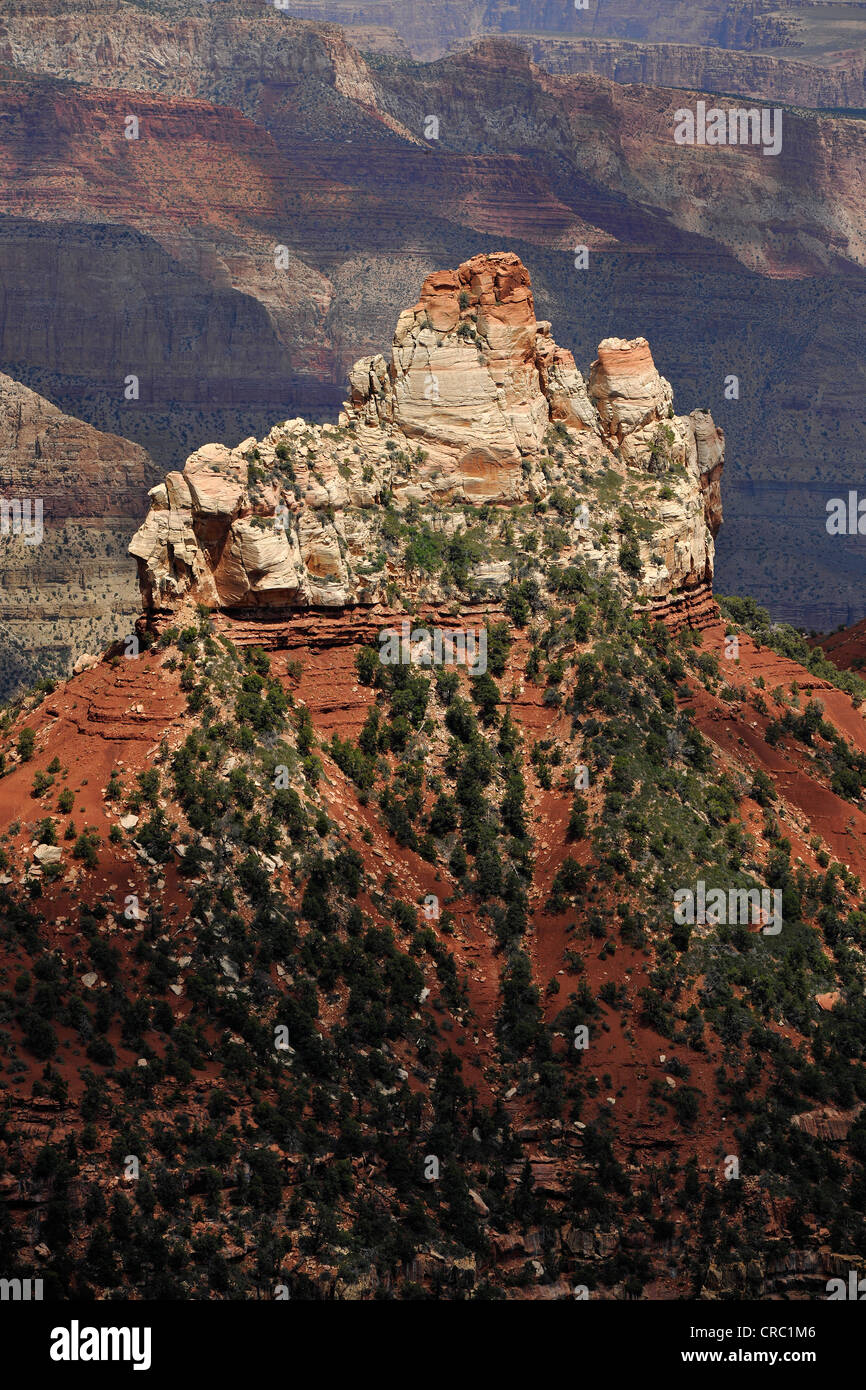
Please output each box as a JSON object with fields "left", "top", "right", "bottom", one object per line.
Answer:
{"left": 131, "top": 252, "right": 724, "bottom": 627}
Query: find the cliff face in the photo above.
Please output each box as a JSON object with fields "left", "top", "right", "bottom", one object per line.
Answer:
{"left": 130, "top": 253, "right": 723, "bottom": 628}
{"left": 0, "top": 371, "right": 151, "bottom": 518}
{"left": 5, "top": 9, "right": 863, "bottom": 280}
{"left": 0, "top": 372, "right": 156, "bottom": 699}
{"left": 508, "top": 36, "right": 866, "bottom": 109}
{"left": 255, "top": 0, "right": 857, "bottom": 67}
{"left": 260, "top": 0, "right": 866, "bottom": 108}
{"left": 0, "top": 80, "right": 335, "bottom": 384}
{"left": 376, "top": 41, "right": 866, "bottom": 279}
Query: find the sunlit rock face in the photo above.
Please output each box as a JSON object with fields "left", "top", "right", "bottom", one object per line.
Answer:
{"left": 130, "top": 252, "right": 723, "bottom": 627}
{"left": 345, "top": 251, "right": 598, "bottom": 501}
{"left": 589, "top": 337, "right": 673, "bottom": 453}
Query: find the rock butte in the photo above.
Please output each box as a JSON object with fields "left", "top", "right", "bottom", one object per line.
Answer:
{"left": 130, "top": 251, "right": 723, "bottom": 632}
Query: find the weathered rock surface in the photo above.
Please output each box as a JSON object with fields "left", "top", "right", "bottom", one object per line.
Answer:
{"left": 491, "top": 35, "right": 866, "bottom": 111}
{"left": 792, "top": 1106, "right": 862, "bottom": 1143}
{"left": 589, "top": 337, "right": 672, "bottom": 451}
{"left": 346, "top": 252, "right": 594, "bottom": 499}
{"left": 263, "top": 0, "right": 864, "bottom": 93}
{"left": 0, "top": 372, "right": 153, "bottom": 519}
{"left": 131, "top": 252, "right": 723, "bottom": 626}
{"left": 0, "top": 372, "right": 157, "bottom": 698}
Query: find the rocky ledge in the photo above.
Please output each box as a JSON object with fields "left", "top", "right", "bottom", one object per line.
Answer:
{"left": 130, "top": 251, "right": 723, "bottom": 624}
